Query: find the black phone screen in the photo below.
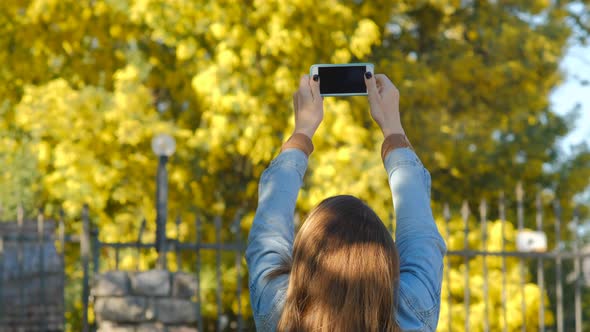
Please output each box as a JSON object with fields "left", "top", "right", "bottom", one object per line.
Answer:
{"left": 318, "top": 66, "right": 367, "bottom": 94}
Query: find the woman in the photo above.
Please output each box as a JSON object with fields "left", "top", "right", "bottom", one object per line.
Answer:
{"left": 246, "top": 72, "right": 446, "bottom": 331}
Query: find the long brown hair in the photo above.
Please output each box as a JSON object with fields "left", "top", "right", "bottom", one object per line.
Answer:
{"left": 269, "top": 195, "right": 400, "bottom": 331}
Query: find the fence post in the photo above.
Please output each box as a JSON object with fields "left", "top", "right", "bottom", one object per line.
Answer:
{"left": 176, "top": 215, "right": 182, "bottom": 270}
{"left": 461, "top": 200, "right": 470, "bottom": 332}
{"left": 553, "top": 200, "right": 563, "bottom": 332}
{"left": 515, "top": 183, "right": 526, "bottom": 331}
{"left": 479, "top": 199, "right": 489, "bottom": 332}
{"left": 215, "top": 215, "right": 224, "bottom": 332}
{"left": 156, "top": 155, "right": 169, "bottom": 270}
{"left": 81, "top": 204, "right": 90, "bottom": 332}
{"left": 17, "top": 204, "right": 24, "bottom": 328}
{"left": 0, "top": 237, "right": 4, "bottom": 327}
{"left": 115, "top": 246, "right": 120, "bottom": 270}
{"left": 535, "top": 193, "right": 546, "bottom": 332}
{"left": 231, "top": 210, "right": 244, "bottom": 332}
{"left": 499, "top": 192, "right": 508, "bottom": 332}
{"left": 58, "top": 209, "right": 66, "bottom": 255}
{"left": 443, "top": 203, "right": 452, "bottom": 332}
{"left": 572, "top": 206, "right": 582, "bottom": 332}
{"left": 136, "top": 218, "right": 146, "bottom": 271}
{"left": 58, "top": 209, "right": 66, "bottom": 331}
{"left": 37, "top": 208, "right": 46, "bottom": 330}
{"left": 195, "top": 215, "right": 204, "bottom": 332}
{"left": 92, "top": 221, "right": 100, "bottom": 276}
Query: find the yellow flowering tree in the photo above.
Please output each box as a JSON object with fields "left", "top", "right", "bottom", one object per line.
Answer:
{"left": 2, "top": 0, "right": 588, "bottom": 229}
{"left": 1, "top": 0, "right": 589, "bottom": 330}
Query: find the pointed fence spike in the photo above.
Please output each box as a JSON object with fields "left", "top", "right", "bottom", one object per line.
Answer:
{"left": 37, "top": 207, "right": 45, "bottom": 237}
{"left": 479, "top": 199, "right": 487, "bottom": 220}
{"left": 571, "top": 204, "right": 583, "bottom": 332}
{"left": 175, "top": 214, "right": 182, "bottom": 270}
{"left": 461, "top": 200, "right": 470, "bottom": 221}
{"left": 17, "top": 203, "right": 24, "bottom": 227}
{"left": 58, "top": 209, "right": 65, "bottom": 254}
{"left": 479, "top": 197, "right": 490, "bottom": 332}
{"left": 443, "top": 203, "right": 451, "bottom": 221}
{"left": 552, "top": 197, "right": 564, "bottom": 332}
{"left": 498, "top": 191, "right": 506, "bottom": 221}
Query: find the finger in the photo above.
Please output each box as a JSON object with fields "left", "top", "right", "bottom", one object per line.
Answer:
{"left": 299, "top": 75, "right": 312, "bottom": 97}
{"left": 376, "top": 74, "right": 400, "bottom": 100}
{"left": 375, "top": 74, "right": 396, "bottom": 93}
{"left": 364, "top": 71, "right": 379, "bottom": 104}
{"left": 309, "top": 74, "right": 321, "bottom": 102}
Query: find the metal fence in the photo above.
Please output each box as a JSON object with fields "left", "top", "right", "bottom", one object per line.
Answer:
{"left": 0, "top": 205, "right": 249, "bottom": 332}
{"left": 81, "top": 207, "right": 249, "bottom": 332}
{"left": 0, "top": 208, "right": 70, "bottom": 331}
{"left": 437, "top": 186, "right": 590, "bottom": 332}
{"left": 0, "top": 187, "right": 589, "bottom": 331}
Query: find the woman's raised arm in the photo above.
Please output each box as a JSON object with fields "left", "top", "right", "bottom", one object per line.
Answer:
{"left": 366, "top": 73, "right": 447, "bottom": 331}
{"left": 245, "top": 75, "right": 323, "bottom": 325}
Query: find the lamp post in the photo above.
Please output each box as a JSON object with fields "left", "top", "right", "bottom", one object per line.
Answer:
{"left": 151, "top": 134, "right": 176, "bottom": 269}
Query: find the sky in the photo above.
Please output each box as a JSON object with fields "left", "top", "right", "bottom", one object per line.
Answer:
{"left": 550, "top": 43, "right": 590, "bottom": 153}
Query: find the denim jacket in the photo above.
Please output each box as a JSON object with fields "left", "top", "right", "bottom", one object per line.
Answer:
{"left": 245, "top": 147, "right": 447, "bottom": 331}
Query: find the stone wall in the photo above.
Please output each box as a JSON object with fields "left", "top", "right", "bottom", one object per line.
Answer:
{"left": 92, "top": 270, "right": 199, "bottom": 332}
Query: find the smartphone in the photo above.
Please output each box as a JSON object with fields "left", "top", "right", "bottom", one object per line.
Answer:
{"left": 309, "top": 63, "right": 374, "bottom": 97}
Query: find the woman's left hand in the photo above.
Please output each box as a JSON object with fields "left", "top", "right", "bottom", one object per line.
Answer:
{"left": 292, "top": 74, "right": 323, "bottom": 139}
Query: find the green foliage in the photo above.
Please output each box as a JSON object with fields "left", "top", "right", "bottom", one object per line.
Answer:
{"left": 0, "top": 136, "right": 40, "bottom": 220}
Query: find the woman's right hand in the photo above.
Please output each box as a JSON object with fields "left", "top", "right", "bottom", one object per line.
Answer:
{"left": 364, "top": 73, "right": 405, "bottom": 138}
{"left": 292, "top": 74, "right": 323, "bottom": 140}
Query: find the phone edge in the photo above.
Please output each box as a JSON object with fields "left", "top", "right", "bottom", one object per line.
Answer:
{"left": 310, "top": 63, "right": 374, "bottom": 97}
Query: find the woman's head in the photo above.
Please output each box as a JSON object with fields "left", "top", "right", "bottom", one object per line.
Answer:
{"left": 275, "top": 195, "right": 400, "bottom": 332}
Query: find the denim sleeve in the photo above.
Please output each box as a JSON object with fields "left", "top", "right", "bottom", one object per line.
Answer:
{"left": 245, "top": 148, "right": 308, "bottom": 325}
{"left": 384, "top": 148, "right": 447, "bottom": 332}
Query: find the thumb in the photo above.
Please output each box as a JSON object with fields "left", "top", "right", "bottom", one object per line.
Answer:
{"left": 364, "top": 72, "right": 379, "bottom": 105}
{"left": 310, "top": 74, "right": 321, "bottom": 102}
